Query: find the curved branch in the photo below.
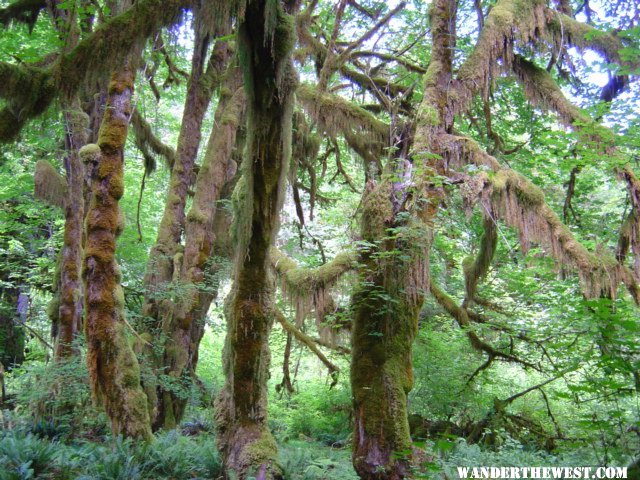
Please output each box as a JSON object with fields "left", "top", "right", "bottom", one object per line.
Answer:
{"left": 271, "top": 247, "right": 357, "bottom": 295}
{"left": 296, "top": 83, "right": 389, "bottom": 141}
{"left": 274, "top": 308, "right": 339, "bottom": 388}
{"left": 545, "top": 9, "right": 635, "bottom": 101}
{"left": 442, "top": 133, "right": 640, "bottom": 303}
{"left": 463, "top": 214, "right": 497, "bottom": 307}
{"left": 130, "top": 108, "right": 176, "bottom": 170}
{"left": 430, "top": 282, "right": 537, "bottom": 369}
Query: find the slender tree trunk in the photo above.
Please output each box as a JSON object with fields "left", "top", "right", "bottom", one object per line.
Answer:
{"left": 54, "top": 100, "right": 88, "bottom": 358}
{"left": 215, "top": 1, "right": 296, "bottom": 477}
{"left": 0, "top": 287, "right": 25, "bottom": 370}
{"left": 139, "top": 11, "right": 231, "bottom": 429}
{"left": 153, "top": 66, "right": 245, "bottom": 430}
{"left": 82, "top": 63, "right": 152, "bottom": 440}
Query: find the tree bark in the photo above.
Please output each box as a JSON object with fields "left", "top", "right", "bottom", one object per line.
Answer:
{"left": 139, "top": 10, "right": 232, "bottom": 430}
{"left": 54, "top": 100, "right": 88, "bottom": 359}
{"left": 152, "top": 66, "right": 245, "bottom": 430}
{"left": 0, "top": 287, "right": 25, "bottom": 370}
{"left": 82, "top": 63, "right": 152, "bottom": 440}
{"left": 215, "top": 0, "right": 296, "bottom": 477}
{"left": 350, "top": 1, "right": 456, "bottom": 476}
{"left": 350, "top": 180, "right": 430, "bottom": 479}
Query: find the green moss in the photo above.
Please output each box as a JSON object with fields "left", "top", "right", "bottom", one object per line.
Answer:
{"left": 186, "top": 207, "right": 207, "bottom": 224}
{"left": 361, "top": 183, "right": 393, "bottom": 240}
{"left": 47, "top": 296, "right": 60, "bottom": 323}
{"left": 417, "top": 102, "right": 440, "bottom": 127}
{"left": 98, "top": 119, "right": 129, "bottom": 154}
{"left": 243, "top": 433, "right": 279, "bottom": 468}
{"left": 79, "top": 143, "right": 101, "bottom": 163}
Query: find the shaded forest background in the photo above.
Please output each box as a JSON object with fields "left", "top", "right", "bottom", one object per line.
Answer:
{"left": 0, "top": 0, "right": 639, "bottom": 478}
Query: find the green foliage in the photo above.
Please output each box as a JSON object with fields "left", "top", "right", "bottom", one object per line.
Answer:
{"left": 8, "top": 342, "right": 106, "bottom": 436}
{"left": 270, "top": 379, "right": 352, "bottom": 446}
{"left": 0, "top": 432, "right": 58, "bottom": 480}
{"left": 279, "top": 441, "right": 357, "bottom": 480}
{"left": 0, "top": 429, "right": 222, "bottom": 480}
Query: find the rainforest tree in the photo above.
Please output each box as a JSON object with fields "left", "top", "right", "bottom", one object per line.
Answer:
{"left": 0, "top": 0, "right": 639, "bottom": 478}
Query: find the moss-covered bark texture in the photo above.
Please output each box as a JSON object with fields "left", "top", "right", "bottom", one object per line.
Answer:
{"left": 0, "top": 287, "right": 25, "bottom": 369}
{"left": 82, "top": 66, "right": 151, "bottom": 440}
{"left": 351, "top": 181, "right": 430, "bottom": 479}
{"left": 139, "top": 7, "right": 234, "bottom": 430}
{"left": 149, "top": 66, "right": 245, "bottom": 430}
{"left": 215, "top": 1, "right": 296, "bottom": 478}
{"left": 55, "top": 101, "right": 89, "bottom": 359}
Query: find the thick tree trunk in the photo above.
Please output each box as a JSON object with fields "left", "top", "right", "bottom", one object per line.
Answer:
{"left": 82, "top": 64, "right": 152, "bottom": 440}
{"left": 215, "top": 1, "right": 296, "bottom": 477}
{"left": 152, "top": 67, "right": 245, "bottom": 430}
{"left": 351, "top": 181, "right": 430, "bottom": 479}
{"left": 350, "top": 2, "right": 456, "bottom": 475}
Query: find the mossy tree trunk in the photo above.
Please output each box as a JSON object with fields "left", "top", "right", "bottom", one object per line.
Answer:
{"left": 351, "top": 179, "right": 431, "bottom": 479}
{"left": 54, "top": 100, "right": 89, "bottom": 359}
{"left": 350, "top": 1, "right": 456, "bottom": 476}
{"left": 215, "top": 0, "right": 296, "bottom": 477}
{"left": 153, "top": 65, "right": 245, "bottom": 430}
{"left": 0, "top": 286, "right": 25, "bottom": 370}
{"left": 139, "top": 9, "right": 232, "bottom": 430}
{"left": 82, "top": 63, "right": 152, "bottom": 440}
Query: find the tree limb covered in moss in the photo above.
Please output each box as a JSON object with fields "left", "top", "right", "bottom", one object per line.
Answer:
{"left": 441, "top": 133, "right": 640, "bottom": 303}
{"left": 510, "top": 54, "right": 640, "bottom": 286}
{"left": 545, "top": 8, "right": 635, "bottom": 101}
{"left": 349, "top": 50, "right": 426, "bottom": 74}
{"left": 312, "top": 335, "right": 351, "bottom": 355}
{"left": 130, "top": 108, "right": 176, "bottom": 170}
{"left": 271, "top": 247, "right": 356, "bottom": 337}
{"left": 271, "top": 247, "right": 356, "bottom": 295}
{"left": 274, "top": 308, "right": 339, "bottom": 387}
{"left": 54, "top": 0, "right": 193, "bottom": 98}
{"left": 453, "top": 0, "right": 547, "bottom": 117}
{"left": 0, "top": 62, "right": 55, "bottom": 141}
{"left": 318, "top": 2, "right": 406, "bottom": 90}
{"left": 0, "top": 0, "right": 194, "bottom": 142}
{"left": 0, "top": 0, "right": 46, "bottom": 31}
{"left": 430, "top": 282, "right": 537, "bottom": 369}
{"left": 463, "top": 215, "right": 497, "bottom": 307}
{"left": 34, "top": 160, "right": 67, "bottom": 209}
{"left": 296, "top": 83, "right": 388, "bottom": 141}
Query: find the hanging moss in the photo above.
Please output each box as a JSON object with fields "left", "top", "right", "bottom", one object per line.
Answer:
{"left": 34, "top": 160, "right": 67, "bottom": 209}
{"left": 216, "top": 0, "right": 296, "bottom": 476}
{"left": 0, "top": 62, "right": 55, "bottom": 142}
{"left": 130, "top": 108, "right": 176, "bottom": 171}
{"left": 445, "top": 133, "right": 640, "bottom": 303}
{"left": 296, "top": 83, "right": 388, "bottom": 141}
{"left": 271, "top": 247, "right": 356, "bottom": 343}
{"left": 463, "top": 215, "right": 497, "bottom": 305}
{"left": 453, "top": 0, "right": 547, "bottom": 117}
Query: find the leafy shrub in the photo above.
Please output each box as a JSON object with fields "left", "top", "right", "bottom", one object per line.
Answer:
{"left": 270, "top": 381, "right": 352, "bottom": 445}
